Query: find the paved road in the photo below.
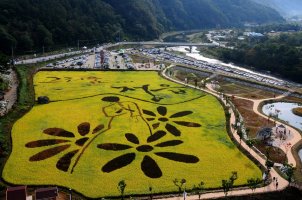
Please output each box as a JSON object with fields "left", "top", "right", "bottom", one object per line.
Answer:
{"left": 113, "top": 41, "right": 218, "bottom": 47}
{"left": 15, "top": 50, "right": 90, "bottom": 65}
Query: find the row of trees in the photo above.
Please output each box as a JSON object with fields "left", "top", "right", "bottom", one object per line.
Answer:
{"left": 116, "top": 172, "right": 266, "bottom": 199}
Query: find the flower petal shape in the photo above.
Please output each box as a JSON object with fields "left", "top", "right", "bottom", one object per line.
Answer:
{"left": 143, "top": 110, "right": 156, "bottom": 117}
{"left": 152, "top": 123, "right": 160, "bottom": 130}
{"left": 173, "top": 121, "right": 201, "bottom": 127}
{"left": 98, "top": 143, "right": 133, "bottom": 151}
{"left": 92, "top": 124, "right": 105, "bottom": 134}
{"left": 157, "top": 106, "right": 167, "bottom": 116}
{"left": 147, "top": 131, "right": 166, "bottom": 143}
{"left": 43, "top": 128, "right": 75, "bottom": 138}
{"left": 146, "top": 118, "right": 155, "bottom": 121}
{"left": 165, "top": 123, "right": 181, "bottom": 136}
{"left": 78, "top": 122, "right": 90, "bottom": 136}
{"left": 125, "top": 133, "right": 140, "bottom": 144}
{"left": 155, "top": 140, "right": 183, "bottom": 147}
{"left": 75, "top": 137, "right": 89, "bottom": 146}
{"left": 102, "top": 153, "right": 136, "bottom": 173}
{"left": 29, "top": 144, "right": 71, "bottom": 161}
{"left": 56, "top": 150, "right": 79, "bottom": 172}
{"left": 102, "top": 96, "right": 120, "bottom": 102}
{"left": 170, "top": 111, "right": 193, "bottom": 118}
{"left": 155, "top": 152, "right": 199, "bottom": 163}
{"left": 141, "top": 155, "right": 162, "bottom": 178}
{"left": 26, "top": 139, "right": 70, "bottom": 148}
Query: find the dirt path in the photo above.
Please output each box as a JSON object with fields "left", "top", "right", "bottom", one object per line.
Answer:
{"left": 0, "top": 70, "right": 18, "bottom": 116}
{"left": 160, "top": 66, "right": 301, "bottom": 199}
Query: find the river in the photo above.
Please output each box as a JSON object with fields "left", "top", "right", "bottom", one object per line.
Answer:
{"left": 168, "top": 46, "right": 283, "bottom": 81}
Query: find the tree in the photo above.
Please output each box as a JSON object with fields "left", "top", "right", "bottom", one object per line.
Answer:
{"left": 247, "top": 178, "right": 261, "bottom": 192}
{"left": 0, "top": 53, "right": 10, "bottom": 73}
{"left": 245, "top": 128, "right": 250, "bottom": 138}
{"left": 117, "top": 180, "right": 127, "bottom": 200}
{"left": 246, "top": 139, "right": 255, "bottom": 152}
{"left": 193, "top": 181, "right": 204, "bottom": 200}
{"left": 221, "top": 171, "right": 238, "bottom": 197}
{"left": 283, "top": 163, "right": 294, "bottom": 184}
{"left": 173, "top": 178, "right": 186, "bottom": 196}
{"left": 265, "top": 159, "right": 274, "bottom": 171}
{"left": 237, "top": 129, "right": 243, "bottom": 144}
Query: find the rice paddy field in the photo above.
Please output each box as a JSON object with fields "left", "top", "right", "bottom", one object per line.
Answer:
{"left": 3, "top": 71, "right": 262, "bottom": 198}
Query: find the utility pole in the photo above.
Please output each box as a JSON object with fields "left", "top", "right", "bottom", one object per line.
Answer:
{"left": 11, "top": 45, "right": 14, "bottom": 59}
{"left": 77, "top": 40, "right": 80, "bottom": 51}
{"left": 42, "top": 45, "right": 45, "bottom": 55}
{"left": 119, "top": 30, "right": 121, "bottom": 42}
{"left": 11, "top": 45, "right": 14, "bottom": 67}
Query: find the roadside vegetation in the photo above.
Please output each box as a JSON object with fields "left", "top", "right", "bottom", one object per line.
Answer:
{"left": 0, "top": 76, "right": 9, "bottom": 91}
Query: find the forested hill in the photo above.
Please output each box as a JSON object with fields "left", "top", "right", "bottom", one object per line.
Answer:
{"left": 252, "top": 0, "right": 302, "bottom": 17}
{"left": 0, "top": 0, "right": 284, "bottom": 54}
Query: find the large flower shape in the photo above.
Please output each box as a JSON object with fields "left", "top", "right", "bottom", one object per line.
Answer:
{"left": 97, "top": 131, "right": 199, "bottom": 179}
{"left": 143, "top": 106, "right": 201, "bottom": 136}
{"left": 26, "top": 122, "right": 104, "bottom": 172}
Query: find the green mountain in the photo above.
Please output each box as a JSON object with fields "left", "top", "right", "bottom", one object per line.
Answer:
{"left": 252, "top": 0, "right": 302, "bottom": 17}
{"left": 0, "top": 0, "right": 284, "bottom": 54}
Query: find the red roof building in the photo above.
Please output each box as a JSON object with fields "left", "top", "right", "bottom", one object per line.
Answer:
{"left": 6, "top": 186, "right": 27, "bottom": 200}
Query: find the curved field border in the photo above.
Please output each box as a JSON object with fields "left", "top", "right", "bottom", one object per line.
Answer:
{"left": 161, "top": 65, "right": 302, "bottom": 199}
{"left": 2, "top": 64, "right": 300, "bottom": 199}
{"left": 2, "top": 69, "right": 262, "bottom": 198}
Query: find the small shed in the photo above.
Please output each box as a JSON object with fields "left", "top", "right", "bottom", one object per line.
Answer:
{"left": 35, "top": 187, "right": 58, "bottom": 200}
{"left": 6, "top": 186, "right": 27, "bottom": 200}
{"left": 276, "top": 124, "right": 286, "bottom": 134}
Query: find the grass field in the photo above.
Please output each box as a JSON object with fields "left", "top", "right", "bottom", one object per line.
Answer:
{"left": 3, "top": 71, "right": 262, "bottom": 198}
{"left": 217, "top": 80, "right": 276, "bottom": 100}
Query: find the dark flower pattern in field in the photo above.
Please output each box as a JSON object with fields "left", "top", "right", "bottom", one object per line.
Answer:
{"left": 98, "top": 132, "right": 199, "bottom": 178}
{"left": 143, "top": 106, "right": 201, "bottom": 136}
{"left": 26, "top": 122, "right": 104, "bottom": 172}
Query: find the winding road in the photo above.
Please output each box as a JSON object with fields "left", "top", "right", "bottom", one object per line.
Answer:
{"left": 161, "top": 65, "right": 302, "bottom": 199}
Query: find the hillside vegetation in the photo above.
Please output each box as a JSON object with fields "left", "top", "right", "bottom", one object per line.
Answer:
{"left": 0, "top": 0, "right": 283, "bottom": 54}
{"left": 216, "top": 32, "right": 302, "bottom": 83}
{"left": 252, "top": 0, "right": 302, "bottom": 17}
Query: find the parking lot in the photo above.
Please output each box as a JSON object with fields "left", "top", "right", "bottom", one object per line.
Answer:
{"left": 129, "top": 47, "right": 301, "bottom": 89}
{"left": 44, "top": 54, "right": 95, "bottom": 69}
{"left": 95, "top": 50, "right": 135, "bottom": 70}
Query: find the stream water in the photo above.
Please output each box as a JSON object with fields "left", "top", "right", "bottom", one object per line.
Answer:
{"left": 262, "top": 102, "right": 302, "bottom": 131}
{"left": 168, "top": 46, "right": 282, "bottom": 81}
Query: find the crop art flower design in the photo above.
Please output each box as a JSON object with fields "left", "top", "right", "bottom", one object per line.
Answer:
{"left": 26, "top": 122, "right": 104, "bottom": 173}
{"left": 98, "top": 132, "right": 199, "bottom": 178}
{"left": 143, "top": 106, "right": 201, "bottom": 136}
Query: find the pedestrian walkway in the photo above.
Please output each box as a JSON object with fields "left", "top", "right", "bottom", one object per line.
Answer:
{"left": 160, "top": 65, "right": 302, "bottom": 199}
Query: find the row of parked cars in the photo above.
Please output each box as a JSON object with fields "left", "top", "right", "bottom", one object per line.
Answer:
{"left": 137, "top": 48, "right": 290, "bottom": 88}
{"left": 45, "top": 55, "right": 90, "bottom": 69}
{"left": 95, "top": 51, "right": 110, "bottom": 69}
{"left": 121, "top": 53, "right": 134, "bottom": 70}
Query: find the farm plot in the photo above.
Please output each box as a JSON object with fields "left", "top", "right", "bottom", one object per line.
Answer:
{"left": 3, "top": 71, "right": 261, "bottom": 198}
